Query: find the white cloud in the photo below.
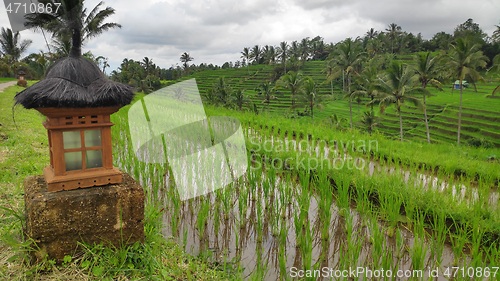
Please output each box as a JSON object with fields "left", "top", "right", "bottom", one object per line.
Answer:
{"left": 0, "top": 0, "right": 498, "bottom": 72}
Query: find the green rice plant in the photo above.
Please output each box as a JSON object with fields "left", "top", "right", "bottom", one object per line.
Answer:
{"left": 237, "top": 182, "right": 248, "bottom": 229}
{"left": 368, "top": 214, "right": 384, "bottom": 268}
{"left": 410, "top": 231, "right": 428, "bottom": 273}
{"left": 170, "top": 190, "right": 181, "bottom": 237}
{"left": 344, "top": 213, "right": 363, "bottom": 267}
{"left": 196, "top": 196, "right": 210, "bottom": 242}
{"left": 297, "top": 169, "right": 311, "bottom": 228}
{"left": 335, "top": 171, "right": 351, "bottom": 217}
{"left": 299, "top": 221, "right": 314, "bottom": 276}
{"left": 255, "top": 197, "right": 264, "bottom": 243}
{"left": 429, "top": 211, "right": 448, "bottom": 268}
{"left": 222, "top": 184, "right": 234, "bottom": 220}
{"left": 380, "top": 192, "right": 402, "bottom": 238}
{"left": 450, "top": 220, "right": 470, "bottom": 267}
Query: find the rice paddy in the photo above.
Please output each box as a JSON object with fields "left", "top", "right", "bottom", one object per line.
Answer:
{"left": 110, "top": 93, "right": 500, "bottom": 280}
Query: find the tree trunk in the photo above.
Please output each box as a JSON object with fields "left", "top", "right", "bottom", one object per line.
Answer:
{"left": 330, "top": 80, "right": 334, "bottom": 97}
{"left": 348, "top": 74, "right": 353, "bottom": 129}
{"left": 283, "top": 58, "right": 286, "bottom": 74}
{"left": 311, "top": 104, "right": 314, "bottom": 123}
{"left": 371, "top": 95, "right": 374, "bottom": 113}
{"left": 292, "top": 92, "right": 296, "bottom": 120}
{"left": 398, "top": 107, "right": 403, "bottom": 141}
{"left": 349, "top": 96, "right": 353, "bottom": 130}
{"left": 423, "top": 86, "right": 430, "bottom": 143}
{"left": 457, "top": 82, "right": 463, "bottom": 146}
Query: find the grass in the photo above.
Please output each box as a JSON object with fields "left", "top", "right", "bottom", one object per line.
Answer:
{"left": 0, "top": 83, "right": 239, "bottom": 280}
{"left": 0, "top": 77, "right": 17, "bottom": 83}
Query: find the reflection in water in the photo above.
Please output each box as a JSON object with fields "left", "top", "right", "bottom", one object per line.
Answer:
{"left": 114, "top": 121, "right": 491, "bottom": 280}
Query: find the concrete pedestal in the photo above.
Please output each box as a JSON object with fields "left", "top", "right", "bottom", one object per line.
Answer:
{"left": 23, "top": 172, "right": 145, "bottom": 263}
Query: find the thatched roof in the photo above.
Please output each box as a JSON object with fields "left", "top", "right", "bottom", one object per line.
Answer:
{"left": 15, "top": 56, "right": 135, "bottom": 109}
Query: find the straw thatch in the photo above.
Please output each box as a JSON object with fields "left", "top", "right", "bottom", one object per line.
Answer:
{"left": 15, "top": 56, "right": 134, "bottom": 109}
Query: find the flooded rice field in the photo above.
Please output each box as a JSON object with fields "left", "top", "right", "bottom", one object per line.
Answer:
{"left": 113, "top": 116, "right": 499, "bottom": 280}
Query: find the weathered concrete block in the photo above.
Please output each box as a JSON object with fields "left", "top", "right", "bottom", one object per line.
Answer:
{"left": 24, "top": 172, "right": 144, "bottom": 263}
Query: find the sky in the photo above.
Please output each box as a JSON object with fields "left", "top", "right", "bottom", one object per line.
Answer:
{"left": 1, "top": 0, "right": 499, "bottom": 73}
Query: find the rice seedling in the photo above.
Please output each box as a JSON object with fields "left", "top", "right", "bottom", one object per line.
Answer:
{"left": 196, "top": 195, "right": 211, "bottom": 242}
{"left": 380, "top": 192, "right": 402, "bottom": 237}
{"left": 255, "top": 197, "right": 264, "bottom": 243}
{"left": 450, "top": 220, "right": 470, "bottom": 267}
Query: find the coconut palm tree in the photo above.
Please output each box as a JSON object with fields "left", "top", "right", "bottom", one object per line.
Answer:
{"left": 352, "top": 63, "right": 378, "bottom": 113}
{"left": 365, "top": 28, "right": 379, "bottom": 40}
{"left": 241, "top": 47, "right": 251, "bottom": 74}
{"left": 180, "top": 52, "right": 193, "bottom": 75}
{"left": 230, "top": 89, "right": 252, "bottom": 110}
{"left": 373, "top": 62, "right": 424, "bottom": 141}
{"left": 276, "top": 71, "right": 305, "bottom": 119}
{"left": 413, "top": 51, "right": 442, "bottom": 143}
{"left": 493, "top": 22, "right": 500, "bottom": 43}
{"left": 295, "top": 77, "right": 327, "bottom": 123}
{"left": 322, "top": 59, "right": 336, "bottom": 97}
{"left": 290, "top": 41, "right": 300, "bottom": 59}
{"left": 213, "top": 77, "right": 232, "bottom": 106}
{"left": 299, "top": 38, "right": 309, "bottom": 64}
{"left": 50, "top": 33, "right": 71, "bottom": 57}
{"left": 0, "top": 27, "right": 32, "bottom": 63}
{"left": 327, "top": 38, "right": 368, "bottom": 129}
{"left": 250, "top": 45, "right": 261, "bottom": 64}
{"left": 385, "top": 23, "right": 402, "bottom": 54}
{"left": 278, "top": 41, "right": 288, "bottom": 74}
{"left": 358, "top": 111, "right": 379, "bottom": 135}
{"left": 255, "top": 81, "right": 278, "bottom": 114}
{"left": 24, "top": 0, "right": 122, "bottom": 57}
{"left": 446, "top": 37, "right": 488, "bottom": 146}
{"left": 489, "top": 54, "right": 500, "bottom": 96}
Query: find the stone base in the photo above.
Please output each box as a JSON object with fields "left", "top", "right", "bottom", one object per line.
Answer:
{"left": 23, "top": 172, "right": 145, "bottom": 263}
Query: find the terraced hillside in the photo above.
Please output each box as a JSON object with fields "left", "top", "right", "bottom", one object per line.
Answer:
{"left": 168, "top": 60, "right": 500, "bottom": 147}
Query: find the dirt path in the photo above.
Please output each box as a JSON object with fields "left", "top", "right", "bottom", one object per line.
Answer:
{"left": 0, "top": 81, "right": 17, "bottom": 93}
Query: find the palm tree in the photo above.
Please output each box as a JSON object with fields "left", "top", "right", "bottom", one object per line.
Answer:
{"left": 250, "top": 45, "right": 261, "bottom": 64}
{"left": 295, "top": 77, "right": 327, "bottom": 123}
{"left": 50, "top": 33, "right": 71, "bottom": 57}
{"left": 276, "top": 71, "right": 305, "bottom": 119}
{"left": 0, "top": 27, "right": 32, "bottom": 63}
{"left": 278, "top": 41, "right": 288, "bottom": 74}
{"left": 326, "top": 113, "right": 347, "bottom": 131}
{"left": 180, "top": 52, "right": 193, "bottom": 75}
{"left": 413, "top": 51, "right": 442, "bottom": 143}
{"left": 230, "top": 89, "right": 252, "bottom": 110}
{"left": 290, "top": 41, "right": 300, "bottom": 59}
{"left": 357, "top": 111, "right": 379, "bottom": 135}
{"left": 299, "top": 38, "right": 309, "bottom": 64}
{"left": 385, "top": 23, "right": 402, "bottom": 54}
{"left": 492, "top": 21, "right": 500, "bottom": 43}
{"left": 241, "top": 47, "right": 251, "bottom": 74}
{"left": 25, "top": 0, "right": 122, "bottom": 57}
{"left": 327, "top": 38, "right": 368, "bottom": 129}
{"left": 255, "top": 81, "right": 278, "bottom": 114}
{"left": 446, "top": 37, "right": 488, "bottom": 146}
{"left": 365, "top": 28, "right": 379, "bottom": 40}
{"left": 373, "top": 62, "right": 424, "bottom": 141}
{"left": 489, "top": 54, "right": 500, "bottom": 96}
{"left": 352, "top": 63, "right": 378, "bottom": 113}
{"left": 213, "top": 77, "right": 232, "bottom": 106}
{"left": 322, "top": 59, "right": 336, "bottom": 97}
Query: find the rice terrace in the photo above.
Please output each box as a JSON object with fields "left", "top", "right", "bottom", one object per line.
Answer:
{"left": 1, "top": 1, "right": 500, "bottom": 280}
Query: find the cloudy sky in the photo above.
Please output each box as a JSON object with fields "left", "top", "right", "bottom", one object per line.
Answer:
{"left": 1, "top": 0, "right": 499, "bottom": 72}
